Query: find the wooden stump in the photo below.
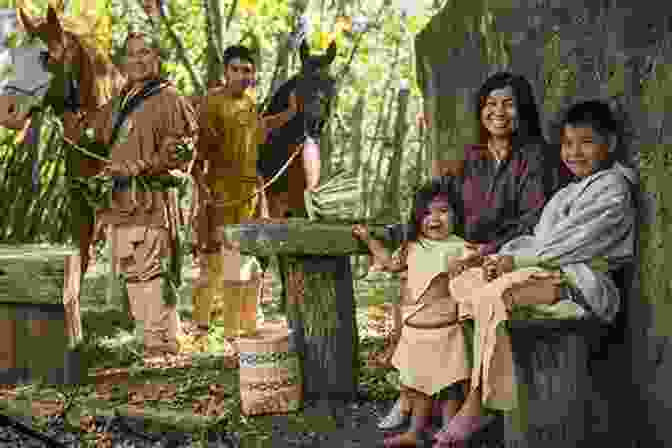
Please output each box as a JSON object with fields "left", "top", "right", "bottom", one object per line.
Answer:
{"left": 284, "top": 255, "right": 359, "bottom": 406}
{"left": 0, "top": 245, "right": 84, "bottom": 385}
{"left": 504, "top": 319, "right": 598, "bottom": 448}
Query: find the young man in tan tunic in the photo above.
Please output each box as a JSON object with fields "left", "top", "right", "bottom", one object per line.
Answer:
{"left": 190, "top": 45, "right": 298, "bottom": 349}
{"left": 69, "top": 30, "right": 197, "bottom": 357}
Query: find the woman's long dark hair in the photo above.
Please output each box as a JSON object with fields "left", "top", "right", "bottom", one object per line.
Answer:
{"left": 474, "top": 72, "right": 544, "bottom": 148}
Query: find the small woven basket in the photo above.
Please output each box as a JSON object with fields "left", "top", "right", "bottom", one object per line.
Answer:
{"left": 237, "top": 325, "right": 302, "bottom": 416}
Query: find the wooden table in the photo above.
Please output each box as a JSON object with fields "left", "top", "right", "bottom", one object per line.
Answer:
{"left": 224, "top": 219, "right": 394, "bottom": 409}
{"left": 0, "top": 244, "right": 83, "bottom": 385}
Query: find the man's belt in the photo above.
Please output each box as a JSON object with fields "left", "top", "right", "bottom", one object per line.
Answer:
{"left": 112, "top": 175, "right": 184, "bottom": 192}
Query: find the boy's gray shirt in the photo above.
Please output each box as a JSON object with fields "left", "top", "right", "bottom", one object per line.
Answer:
{"left": 498, "top": 162, "right": 636, "bottom": 322}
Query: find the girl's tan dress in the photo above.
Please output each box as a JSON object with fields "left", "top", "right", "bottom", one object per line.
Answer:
{"left": 391, "top": 236, "right": 472, "bottom": 396}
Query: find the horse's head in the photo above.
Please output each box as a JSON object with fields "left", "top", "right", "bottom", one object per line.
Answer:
{"left": 15, "top": 4, "right": 120, "bottom": 114}
{"left": 295, "top": 39, "right": 337, "bottom": 139}
{"left": 0, "top": 8, "right": 52, "bottom": 131}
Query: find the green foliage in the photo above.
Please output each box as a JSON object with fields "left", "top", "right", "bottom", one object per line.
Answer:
{"left": 541, "top": 29, "right": 577, "bottom": 118}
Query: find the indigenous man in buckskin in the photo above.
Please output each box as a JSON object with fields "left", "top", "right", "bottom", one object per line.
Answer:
{"left": 68, "top": 29, "right": 197, "bottom": 356}
{"left": 190, "top": 45, "right": 298, "bottom": 349}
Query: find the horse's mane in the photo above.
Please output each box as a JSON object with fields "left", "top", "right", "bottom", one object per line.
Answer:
{"left": 28, "top": 13, "right": 124, "bottom": 111}
{"left": 66, "top": 28, "right": 124, "bottom": 110}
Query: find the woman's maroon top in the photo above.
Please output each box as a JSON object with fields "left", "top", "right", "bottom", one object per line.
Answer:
{"left": 448, "top": 140, "right": 568, "bottom": 256}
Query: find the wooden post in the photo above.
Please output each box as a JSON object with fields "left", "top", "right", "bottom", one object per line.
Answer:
{"left": 284, "top": 255, "right": 359, "bottom": 407}
{"left": 0, "top": 245, "right": 84, "bottom": 384}
{"left": 504, "top": 320, "right": 595, "bottom": 448}
{"left": 63, "top": 253, "right": 83, "bottom": 346}
{"left": 106, "top": 225, "right": 118, "bottom": 306}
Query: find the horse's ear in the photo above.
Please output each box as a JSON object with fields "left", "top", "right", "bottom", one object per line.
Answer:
{"left": 17, "top": 7, "right": 39, "bottom": 37}
{"left": 299, "top": 38, "right": 310, "bottom": 62}
{"left": 323, "top": 40, "right": 337, "bottom": 66}
{"left": 45, "top": 4, "right": 64, "bottom": 40}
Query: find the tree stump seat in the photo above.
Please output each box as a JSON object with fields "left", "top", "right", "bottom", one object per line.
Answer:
{"left": 0, "top": 245, "right": 84, "bottom": 385}
{"left": 502, "top": 264, "right": 631, "bottom": 448}
{"left": 500, "top": 316, "right": 610, "bottom": 448}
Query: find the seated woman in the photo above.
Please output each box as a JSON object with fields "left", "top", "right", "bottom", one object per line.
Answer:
{"left": 353, "top": 179, "right": 483, "bottom": 448}
{"left": 434, "top": 100, "right": 636, "bottom": 447}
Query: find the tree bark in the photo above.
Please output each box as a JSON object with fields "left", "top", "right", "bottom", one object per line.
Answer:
{"left": 379, "top": 84, "right": 409, "bottom": 222}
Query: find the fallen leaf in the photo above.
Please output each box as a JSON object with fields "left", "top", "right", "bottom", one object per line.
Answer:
{"left": 31, "top": 399, "right": 64, "bottom": 418}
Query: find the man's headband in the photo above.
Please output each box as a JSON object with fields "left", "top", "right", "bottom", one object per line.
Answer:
{"left": 227, "top": 57, "right": 254, "bottom": 67}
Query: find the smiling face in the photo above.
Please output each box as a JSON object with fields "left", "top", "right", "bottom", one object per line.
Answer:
{"left": 561, "top": 125, "right": 613, "bottom": 178}
{"left": 123, "top": 35, "right": 160, "bottom": 86}
{"left": 480, "top": 86, "right": 519, "bottom": 140}
{"left": 420, "top": 196, "right": 455, "bottom": 241}
{"left": 223, "top": 58, "right": 255, "bottom": 95}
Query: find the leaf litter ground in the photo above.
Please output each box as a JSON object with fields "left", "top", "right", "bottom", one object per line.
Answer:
{"left": 0, "top": 257, "right": 406, "bottom": 447}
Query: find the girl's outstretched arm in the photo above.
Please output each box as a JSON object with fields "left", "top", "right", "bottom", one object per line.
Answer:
{"left": 352, "top": 225, "right": 407, "bottom": 272}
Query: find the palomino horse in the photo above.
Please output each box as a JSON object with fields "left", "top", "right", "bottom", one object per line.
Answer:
{"left": 256, "top": 38, "right": 337, "bottom": 311}
{"left": 0, "top": 4, "right": 124, "bottom": 276}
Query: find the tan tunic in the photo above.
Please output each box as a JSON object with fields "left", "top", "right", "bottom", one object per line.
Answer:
{"left": 391, "top": 238, "right": 472, "bottom": 396}
{"left": 90, "top": 84, "right": 197, "bottom": 236}
{"left": 85, "top": 84, "right": 196, "bottom": 286}
{"left": 451, "top": 266, "right": 584, "bottom": 411}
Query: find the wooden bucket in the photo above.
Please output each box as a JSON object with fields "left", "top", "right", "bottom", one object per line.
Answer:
{"left": 0, "top": 245, "right": 83, "bottom": 384}
{"left": 237, "top": 325, "right": 302, "bottom": 416}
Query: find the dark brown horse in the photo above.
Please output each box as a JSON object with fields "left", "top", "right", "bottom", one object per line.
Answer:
{"left": 257, "top": 39, "right": 337, "bottom": 217}
{"left": 256, "top": 39, "right": 337, "bottom": 312}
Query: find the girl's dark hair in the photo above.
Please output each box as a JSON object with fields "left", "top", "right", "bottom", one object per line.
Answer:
{"left": 223, "top": 45, "right": 256, "bottom": 67}
{"left": 404, "top": 177, "right": 460, "bottom": 244}
{"left": 475, "top": 72, "right": 544, "bottom": 147}
{"left": 560, "top": 99, "right": 625, "bottom": 166}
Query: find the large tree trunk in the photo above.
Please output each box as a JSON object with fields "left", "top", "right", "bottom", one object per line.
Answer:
{"left": 415, "top": 1, "right": 671, "bottom": 446}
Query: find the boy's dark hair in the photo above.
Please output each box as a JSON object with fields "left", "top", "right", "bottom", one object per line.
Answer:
{"left": 474, "top": 72, "right": 544, "bottom": 148}
{"left": 562, "top": 100, "right": 618, "bottom": 140}
{"left": 223, "top": 45, "right": 256, "bottom": 67}
{"left": 404, "top": 177, "right": 461, "bottom": 244}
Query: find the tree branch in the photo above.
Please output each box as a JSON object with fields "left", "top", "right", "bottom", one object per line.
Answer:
{"left": 225, "top": 0, "right": 238, "bottom": 30}
{"left": 153, "top": 1, "right": 205, "bottom": 94}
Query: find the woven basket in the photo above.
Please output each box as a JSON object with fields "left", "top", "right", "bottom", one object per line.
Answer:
{"left": 237, "top": 325, "right": 302, "bottom": 416}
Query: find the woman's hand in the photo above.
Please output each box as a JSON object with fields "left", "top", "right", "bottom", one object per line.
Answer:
{"left": 483, "top": 255, "right": 515, "bottom": 281}
{"left": 464, "top": 241, "right": 486, "bottom": 256}
{"left": 352, "top": 224, "right": 370, "bottom": 243}
{"left": 288, "top": 91, "right": 299, "bottom": 115}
